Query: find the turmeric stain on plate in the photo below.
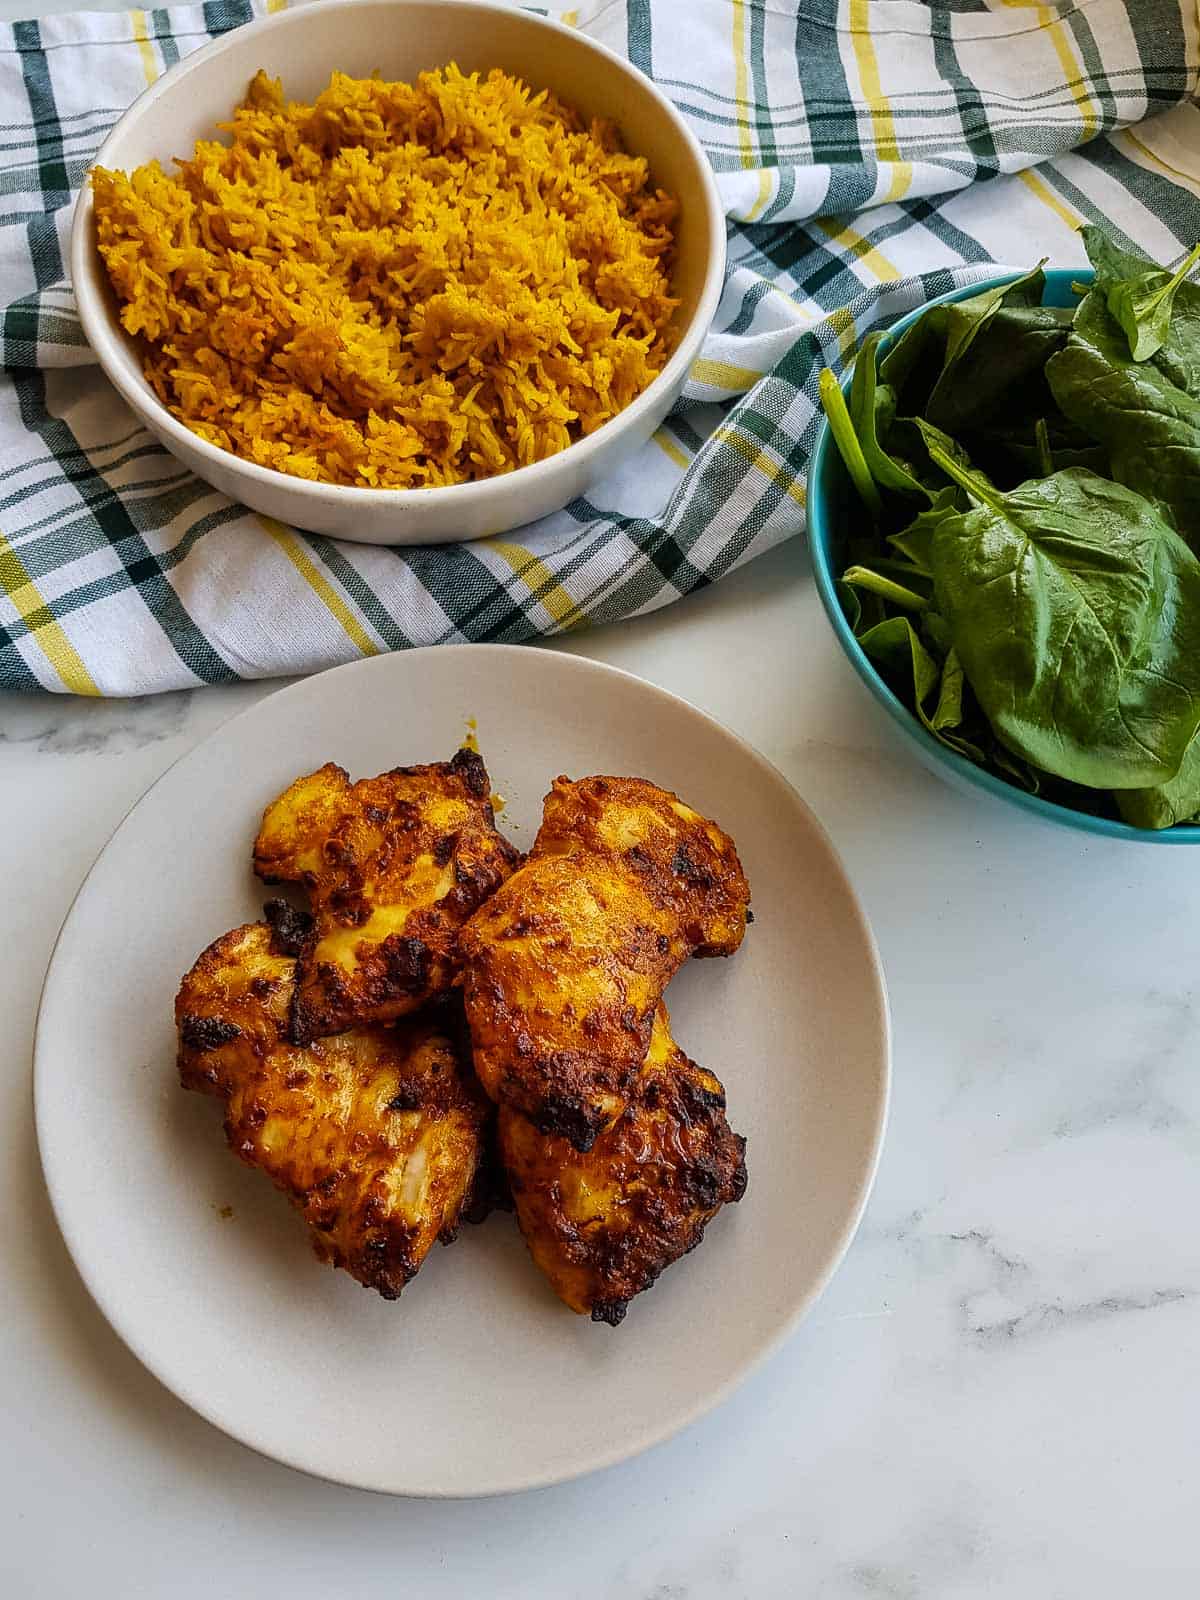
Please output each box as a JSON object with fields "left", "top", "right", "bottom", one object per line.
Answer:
{"left": 463, "top": 718, "right": 507, "bottom": 817}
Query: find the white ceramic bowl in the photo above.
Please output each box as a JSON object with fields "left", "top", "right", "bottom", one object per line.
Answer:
{"left": 70, "top": 0, "right": 725, "bottom": 547}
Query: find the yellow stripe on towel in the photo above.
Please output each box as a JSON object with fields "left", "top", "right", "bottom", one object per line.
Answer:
{"left": 0, "top": 530, "right": 99, "bottom": 694}
{"left": 257, "top": 516, "right": 379, "bottom": 657}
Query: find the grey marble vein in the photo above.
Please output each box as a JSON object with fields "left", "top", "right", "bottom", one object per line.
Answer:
{"left": 1052, "top": 989, "right": 1197, "bottom": 1139}
{"left": 0, "top": 690, "right": 194, "bottom": 755}
{"left": 852, "top": 1214, "right": 1195, "bottom": 1362}
{"left": 968, "top": 1287, "right": 1190, "bottom": 1347}
{"left": 947, "top": 1227, "right": 1028, "bottom": 1283}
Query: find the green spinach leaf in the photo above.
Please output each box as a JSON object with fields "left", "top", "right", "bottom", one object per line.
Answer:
{"left": 1082, "top": 226, "right": 1156, "bottom": 289}
{"left": 907, "top": 417, "right": 977, "bottom": 488}
{"left": 1046, "top": 290, "right": 1200, "bottom": 540}
{"left": 858, "top": 615, "right": 996, "bottom": 767}
{"left": 1116, "top": 736, "right": 1200, "bottom": 829}
{"left": 878, "top": 273, "right": 1045, "bottom": 421}
{"left": 841, "top": 565, "right": 930, "bottom": 612}
{"left": 858, "top": 614, "right": 941, "bottom": 704}
{"left": 848, "top": 332, "right": 929, "bottom": 499}
{"left": 926, "top": 303, "right": 1074, "bottom": 431}
{"left": 1151, "top": 298, "right": 1200, "bottom": 399}
{"left": 888, "top": 486, "right": 959, "bottom": 572}
{"left": 925, "top": 448, "right": 1200, "bottom": 788}
{"left": 877, "top": 302, "right": 949, "bottom": 418}
{"left": 923, "top": 268, "right": 1074, "bottom": 431}
{"left": 1083, "top": 224, "right": 1200, "bottom": 396}
{"left": 961, "top": 418, "right": 1107, "bottom": 488}
{"left": 1105, "top": 242, "right": 1200, "bottom": 363}
{"left": 942, "top": 266, "right": 1045, "bottom": 358}
{"left": 818, "top": 366, "right": 883, "bottom": 518}
{"left": 929, "top": 645, "right": 965, "bottom": 732}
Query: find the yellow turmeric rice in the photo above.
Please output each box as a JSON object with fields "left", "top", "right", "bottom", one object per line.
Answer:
{"left": 91, "top": 66, "right": 679, "bottom": 489}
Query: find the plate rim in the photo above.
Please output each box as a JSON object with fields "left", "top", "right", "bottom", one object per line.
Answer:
{"left": 33, "top": 644, "right": 891, "bottom": 1497}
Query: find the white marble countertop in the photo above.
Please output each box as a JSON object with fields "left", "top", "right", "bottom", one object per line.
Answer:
{"left": 5, "top": 534, "right": 1200, "bottom": 1597}
{"left": 6, "top": 0, "right": 1200, "bottom": 1585}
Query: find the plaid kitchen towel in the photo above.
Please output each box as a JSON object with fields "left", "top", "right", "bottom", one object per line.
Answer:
{"left": 1, "top": 1, "right": 1199, "bottom": 695}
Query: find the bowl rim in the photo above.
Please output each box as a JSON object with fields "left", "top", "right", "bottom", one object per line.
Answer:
{"left": 807, "top": 264, "right": 1200, "bottom": 845}
{"left": 69, "top": 0, "right": 727, "bottom": 508}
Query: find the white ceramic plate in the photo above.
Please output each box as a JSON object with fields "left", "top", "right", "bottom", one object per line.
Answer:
{"left": 35, "top": 646, "right": 889, "bottom": 1497}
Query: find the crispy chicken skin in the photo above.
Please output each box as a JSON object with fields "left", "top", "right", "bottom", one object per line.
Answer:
{"left": 500, "top": 1002, "right": 747, "bottom": 1325}
{"left": 459, "top": 775, "right": 750, "bottom": 1151}
{"left": 252, "top": 748, "right": 520, "bottom": 1042}
{"left": 176, "top": 921, "right": 491, "bottom": 1299}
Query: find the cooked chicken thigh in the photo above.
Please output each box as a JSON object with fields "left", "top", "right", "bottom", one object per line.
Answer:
{"left": 460, "top": 774, "right": 750, "bottom": 1150}
{"left": 500, "top": 1002, "right": 747, "bottom": 1324}
{"left": 176, "top": 920, "right": 490, "bottom": 1299}
{"left": 253, "top": 748, "right": 519, "bottom": 1041}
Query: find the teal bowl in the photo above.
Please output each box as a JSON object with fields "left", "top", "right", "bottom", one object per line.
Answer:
{"left": 807, "top": 267, "right": 1200, "bottom": 845}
